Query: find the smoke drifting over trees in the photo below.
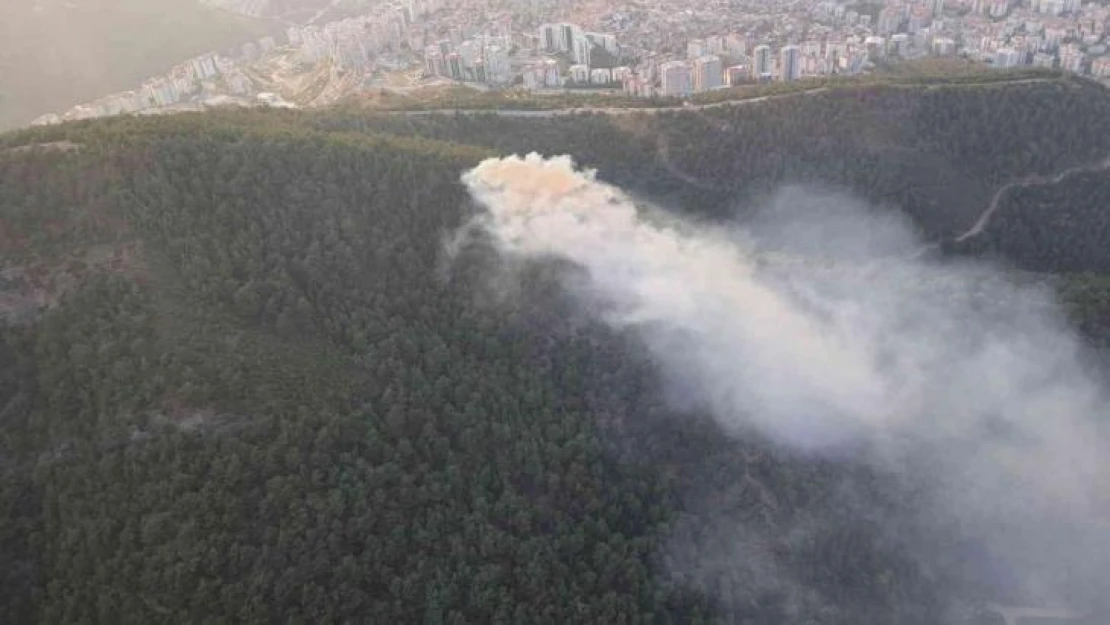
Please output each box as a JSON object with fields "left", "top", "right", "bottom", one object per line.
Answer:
{"left": 463, "top": 153, "right": 1110, "bottom": 613}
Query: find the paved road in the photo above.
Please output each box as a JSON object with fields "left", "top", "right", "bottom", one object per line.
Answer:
{"left": 395, "top": 77, "right": 1054, "bottom": 119}
{"left": 397, "top": 87, "right": 830, "bottom": 118}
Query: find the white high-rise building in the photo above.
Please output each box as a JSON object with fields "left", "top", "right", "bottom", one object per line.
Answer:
{"left": 446, "top": 52, "right": 463, "bottom": 80}
{"left": 1060, "top": 47, "right": 1084, "bottom": 72}
{"left": 726, "top": 33, "right": 748, "bottom": 55}
{"left": 780, "top": 45, "right": 801, "bottom": 81}
{"left": 693, "top": 55, "right": 723, "bottom": 92}
{"left": 726, "top": 64, "right": 748, "bottom": 85}
{"left": 424, "top": 45, "right": 444, "bottom": 76}
{"left": 687, "top": 39, "right": 706, "bottom": 59}
{"left": 1092, "top": 56, "right": 1110, "bottom": 77}
{"left": 877, "top": 8, "right": 901, "bottom": 35}
{"left": 574, "top": 36, "right": 593, "bottom": 66}
{"left": 891, "top": 33, "right": 910, "bottom": 56}
{"left": 587, "top": 32, "right": 618, "bottom": 54}
{"left": 484, "top": 45, "right": 510, "bottom": 84}
{"left": 523, "top": 66, "right": 542, "bottom": 89}
{"left": 458, "top": 40, "right": 482, "bottom": 71}
{"left": 753, "top": 44, "right": 773, "bottom": 79}
{"left": 932, "top": 37, "right": 956, "bottom": 55}
{"left": 542, "top": 58, "right": 561, "bottom": 86}
{"left": 865, "top": 36, "right": 887, "bottom": 60}
{"left": 994, "top": 47, "right": 1022, "bottom": 67}
{"left": 659, "top": 60, "right": 692, "bottom": 96}
{"left": 540, "top": 23, "right": 568, "bottom": 52}
{"left": 540, "top": 22, "right": 593, "bottom": 67}
{"left": 1033, "top": 52, "right": 1056, "bottom": 67}
{"left": 590, "top": 68, "right": 613, "bottom": 84}
{"left": 189, "top": 54, "right": 220, "bottom": 80}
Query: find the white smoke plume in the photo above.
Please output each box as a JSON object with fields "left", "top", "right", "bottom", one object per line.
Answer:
{"left": 460, "top": 153, "right": 1110, "bottom": 610}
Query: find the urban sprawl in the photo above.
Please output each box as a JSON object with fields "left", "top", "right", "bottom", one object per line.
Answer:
{"left": 33, "top": 0, "right": 1110, "bottom": 125}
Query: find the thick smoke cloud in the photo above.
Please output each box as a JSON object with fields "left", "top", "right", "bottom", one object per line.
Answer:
{"left": 460, "top": 153, "right": 1110, "bottom": 612}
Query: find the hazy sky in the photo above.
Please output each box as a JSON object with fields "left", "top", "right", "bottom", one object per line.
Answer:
{"left": 0, "top": 0, "right": 269, "bottom": 130}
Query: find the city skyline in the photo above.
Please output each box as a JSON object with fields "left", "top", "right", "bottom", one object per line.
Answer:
{"left": 30, "top": 0, "right": 1110, "bottom": 126}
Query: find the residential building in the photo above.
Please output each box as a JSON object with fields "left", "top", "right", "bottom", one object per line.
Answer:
{"left": 995, "top": 47, "right": 1023, "bottom": 67}
{"left": 574, "top": 36, "right": 593, "bottom": 67}
{"left": 687, "top": 38, "right": 706, "bottom": 59}
{"left": 1033, "top": 51, "right": 1056, "bottom": 67}
{"left": 424, "top": 46, "right": 444, "bottom": 75}
{"left": 587, "top": 32, "right": 618, "bottom": 54}
{"left": 590, "top": 68, "right": 613, "bottom": 84}
{"left": 753, "top": 44, "right": 774, "bottom": 79}
{"left": 933, "top": 37, "right": 956, "bottom": 55}
{"left": 693, "top": 54, "right": 723, "bottom": 92}
{"left": 659, "top": 60, "right": 691, "bottom": 96}
{"left": 446, "top": 52, "right": 463, "bottom": 79}
{"left": 726, "top": 64, "right": 748, "bottom": 85}
{"left": 780, "top": 45, "right": 801, "bottom": 81}
{"left": 543, "top": 58, "right": 561, "bottom": 86}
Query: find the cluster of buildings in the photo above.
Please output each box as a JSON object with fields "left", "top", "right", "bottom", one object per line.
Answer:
{"left": 815, "top": 0, "right": 1110, "bottom": 74}
{"left": 627, "top": 43, "right": 815, "bottom": 97}
{"left": 575, "top": 0, "right": 1110, "bottom": 98}
{"left": 419, "top": 20, "right": 625, "bottom": 89}
{"left": 32, "top": 53, "right": 261, "bottom": 124}
{"left": 34, "top": 0, "right": 436, "bottom": 125}
{"left": 284, "top": 1, "right": 420, "bottom": 70}
{"left": 639, "top": 0, "right": 1110, "bottom": 91}
{"left": 31, "top": 0, "right": 1110, "bottom": 125}
{"left": 513, "top": 22, "right": 624, "bottom": 88}
{"left": 423, "top": 35, "right": 513, "bottom": 84}
{"left": 949, "top": 0, "right": 1110, "bottom": 74}
{"left": 537, "top": 23, "right": 619, "bottom": 67}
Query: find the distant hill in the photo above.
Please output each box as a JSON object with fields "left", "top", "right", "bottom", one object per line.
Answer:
{"left": 0, "top": 0, "right": 269, "bottom": 131}
{"left": 3, "top": 70, "right": 1110, "bottom": 623}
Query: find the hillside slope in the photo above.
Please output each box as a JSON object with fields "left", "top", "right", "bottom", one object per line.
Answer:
{"left": 4, "top": 73, "right": 1110, "bottom": 624}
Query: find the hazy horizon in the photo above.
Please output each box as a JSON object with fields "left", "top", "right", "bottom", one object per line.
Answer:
{"left": 0, "top": 0, "right": 270, "bottom": 130}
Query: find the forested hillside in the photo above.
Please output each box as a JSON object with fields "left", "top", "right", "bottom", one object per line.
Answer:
{"left": 3, "top": 71, "right": 1110, "bottom": 624}
{"left": 323, "top": 73, "right": 1110, "bottom": 242}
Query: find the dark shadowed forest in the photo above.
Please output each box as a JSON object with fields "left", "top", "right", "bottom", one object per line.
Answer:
{"left": 3, "top": 70, "right": 1110, "bottom": 624}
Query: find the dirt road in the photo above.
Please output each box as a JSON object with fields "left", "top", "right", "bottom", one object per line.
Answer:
{"left": 956, "top": 155, "right": 1110, "bottom": 243}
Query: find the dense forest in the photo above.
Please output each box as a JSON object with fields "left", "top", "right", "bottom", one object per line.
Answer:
{"left": 3, "top": 70, "right": 1110, "bottom": 624}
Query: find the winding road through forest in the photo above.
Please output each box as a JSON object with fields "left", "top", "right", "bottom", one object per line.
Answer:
{"left": 955, "top": 154, "right": 1110, "bottom": 243}
{"left": 397, "top": 75, "right": 1105, "bottom": 258}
